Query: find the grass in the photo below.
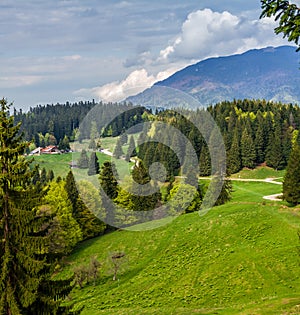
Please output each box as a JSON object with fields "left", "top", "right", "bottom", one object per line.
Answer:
{"left": 60, "top": 180, "right": 300, "bottom": 314}
{"left": 30, "top": 151, "right": 133, "bottom": 179}
{"left": 231, "top": 166, "right": 285, "bottom": 180}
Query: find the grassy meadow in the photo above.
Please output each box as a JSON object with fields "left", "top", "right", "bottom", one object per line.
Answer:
{"left": 59, "top": 180, "right": 300, "bottom": 315}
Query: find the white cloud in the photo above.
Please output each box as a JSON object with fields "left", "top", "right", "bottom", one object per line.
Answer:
{"left": 157, "top": 8, "right": 290, "bottom": 62}
{"left": 74, "top": 68, "right": 178, "bottom": 102}
{"left": 0, "top": 75, "right": 42, "bottom": 88}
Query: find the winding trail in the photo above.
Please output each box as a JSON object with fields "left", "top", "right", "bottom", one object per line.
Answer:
{"left": 230, "top": 177, "right": 283, "bottom": 201}
{"left": 100, "top": 147, "right": 283, "bottom": 201}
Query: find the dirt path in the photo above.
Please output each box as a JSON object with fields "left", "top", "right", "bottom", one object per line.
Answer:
{"left": 263, "top": 193, "right": 283, "bottom": 201}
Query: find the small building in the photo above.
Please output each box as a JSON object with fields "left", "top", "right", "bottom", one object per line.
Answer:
{"left": 29, "top": 147, "right": 42, "bottom": 155}
{"left": 40, "top": 145, "right": 61, "bottom": 154}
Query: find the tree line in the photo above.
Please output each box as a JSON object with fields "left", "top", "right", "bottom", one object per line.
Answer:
{"left": 13, "top": 100, "right": 150, "bottom": 150}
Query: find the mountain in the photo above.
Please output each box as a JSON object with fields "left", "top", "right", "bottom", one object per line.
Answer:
{"left": 127, "top": 46, "right": 300, "bottom": 109}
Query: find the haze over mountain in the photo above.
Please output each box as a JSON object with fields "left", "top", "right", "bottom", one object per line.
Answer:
{"left": 127, "top": 46, "right": 300, "bottom": 109}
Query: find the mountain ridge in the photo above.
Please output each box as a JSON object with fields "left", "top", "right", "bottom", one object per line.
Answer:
{"left": 127, "top": 46, "right": 300, "bottom": 108}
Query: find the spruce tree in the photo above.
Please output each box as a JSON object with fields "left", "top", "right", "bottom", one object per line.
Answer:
{"left": 283, "top": 143, "right": 300, "bottom": 205}
{"left": 113, "top": 138, "right": 124, "bottom": 159}
{"left": 77, "top": 149, "right": 89, "bottom": 169}
{"left": 0, "top": 99, "right": 80, "bottom": 315}
{"left": 241, "top": 128, "right": 256, "bottom": 169}
{"left": 227, "top": 130, "right": 241, "bottom": 174}
{"left": 266, "top": 124, "right": 285, "bottom": 170}
{"left": 199, "top": 145, "right": 211, "bottom": 176}
{"left": 87, "top": 152, "right": 100, "bottom": 176}
{"left": 125, "top": 135, "right": 137, "bottom": 161}
{"left": 65, "top": 171, "right": 106, "bottom": 240}
{"left": 99, "top": 161, "right": 119, "bottom": 200}
{"left": 255, "top": 124, "right": 265, "bottom": 164}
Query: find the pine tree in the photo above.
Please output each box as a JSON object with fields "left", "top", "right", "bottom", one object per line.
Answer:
{"left": 125, "top": 135, "right": 137, "bottom": 161}
{"left": 283, "top": 143, "right": 300, "bottom": 205}
{"left": 113, "top": 138, "right": 124, "bottom": 159}
{"left": 65, "top": 171, "right": 105, "bottom": 240}
{"left": 227, "top": 130, "right": 241, "bottom": 174}
{"left": 40, "top": 167, "right": 47, "bottom": 184}
{"left": 241, "top": 128, "right": 256, "bottom": 169}
{"left": 199, "top": 145, "right": 211, "bottom": 176}
{"left": 87, "top": 152, "right": 100, "bottom": 176}
{"left": 99, "top": 161, "right": 119, "bottom": 200}
{"left": 266, "top": 124, "right": 285, "bottom": 170}
{"left": 47, "top": 169, "right": 54, "bottom": 182}
{"left": 0, "top": 99, "right": 80, "bottom": 315}
{"left": 255, "top": 124, "right": 265, "bottom": 164}
{"left": 77, "top": 149, "right": 89, "bottom": 169}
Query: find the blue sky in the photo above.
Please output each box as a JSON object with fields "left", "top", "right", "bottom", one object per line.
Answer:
{"left": 1, "top": 0, "right": 298, "bottom": 110}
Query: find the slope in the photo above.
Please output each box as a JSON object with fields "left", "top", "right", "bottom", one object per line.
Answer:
{"left": 128, "top": 46, "right": 300, "bottom": 108}
{"left": 63, "top": 181, "right": 300, "bottom": 315}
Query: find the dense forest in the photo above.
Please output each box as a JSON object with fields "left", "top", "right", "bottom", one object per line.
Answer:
{"left": 13, "top": 100, "right": 150, "bottom": 149}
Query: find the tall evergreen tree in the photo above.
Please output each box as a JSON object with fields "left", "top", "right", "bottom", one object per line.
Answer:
{"left": 87, "top": 152, "right": 100, "bottom": 176}
{"left": 125, "top": 135, "right": 137, "bottom": 161}
{"left": 227, "top": 130, "right": 241, "bottom": 174}
{"left": 113, "top": 138, "right": 124, "bottom": 159}
{"left": 0, "top": 99, "right": 80, "bottom": 315}
{"left": 255, "top": 124, "right": 265, "bottom": 164}
{"left": 65, "top": 171, "right": 105, "bottom": 240}
{"left": 241, "top": 128, "right": 256, "bottom": 169}
{"left": 199, "top": 145, "right": 211, "bottom": 176}
{"left": 99, "top": 161, "right": 119, "bottom": 200}
{"left": 77, "top": 149, "right": 89, "bottom": 169}
{"left": 266, "top": 124, "right": 285, "bottom": 170}
{"left": 283, "top": 143, "right": 300, "bottom": 205}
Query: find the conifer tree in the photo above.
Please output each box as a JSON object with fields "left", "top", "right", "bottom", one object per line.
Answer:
{"left": 40, "top": 167, "right": 47, "bottom": 184}
{"left": 125, "top": 135, "right": 137, "bottom": 161}
{"left": 0, "top": 99, "right": 80, "bottom": 315}
{"left": 241, "top": 128, "right": 256, "bottom": 169}
{"left": 266, "top": 124, "right": 285, "bottom": 170}
{"left": 47, "top": 169, "right": 55, "bottom": 182}
{"left": 199, "top": 145, "right": 211, "bottom": 176}
{"left": 113, "top": 138, "right": 124, "bottom": 159}
{"left": 255, "top": 124, "right": 265, "bottom": 164}
{"left": 99, "top": 161, "right": 119, "bottom": 200}
{"left": 65, "top": 171, "right": 105, "bottom": 240}
{"left": 87, "top": 152, "right": 100, "bottom": 176}
{"left": 283, "top": 143, "right": 300, "bottom": 205}
{"left": 77, "top": 149, "right": 89, "bottom": 169}
{"left": 227, "top": 130, "right": 241, "bottom": 174}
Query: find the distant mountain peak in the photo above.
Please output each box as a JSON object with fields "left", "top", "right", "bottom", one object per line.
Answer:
{"left": 127, "top": 46, "right": 300, "bottom": 109}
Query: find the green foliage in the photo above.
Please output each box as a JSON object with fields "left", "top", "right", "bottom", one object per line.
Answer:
{"left": 113, "top": 138, "right": 124, "bottom": 159}
{"left": 283, "top": 143, "right": 300, "bottom": 205}
{"left": 227, "top": 130, "right": 241, "bottom": 174}
{"left": 59, "top": 135, "right": 71, "bottom": 151}
{"left": 43, "top": 181, "right": 83, "bottom": 254}
{"left": 0, "top": 99, "right": 80, "bottom": 315}
{"left": 99, "top": 161, "right": 119, "bottom": 200}
{"left": 87, "top": 152, "right": 100, "bottom": 176}
{"left": 62, "top": 180, "right": 299, "bottom": 315}
{"left": 199, "top": 145, "right": 211, "bottom": 176}
{"left": 168, "top": 182, "right": 201, "bottom": 214}
{"left": 260, "top": 0, "right": 300, "bottom": 51}
{"left": 241, "top": 127, "right": 256, "bottom": 169}
{"left": 76, "top": 180, "right": 106, "bottom": 239}
{"left": 125, "top": 135, "right": 137, "bottom": 161}
{"left": 77, "top": 149, "right": 89, "bottom": 169}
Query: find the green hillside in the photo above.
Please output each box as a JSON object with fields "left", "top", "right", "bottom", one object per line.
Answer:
{"left": 61, "top": 180, "right": 300, "bottom": 314}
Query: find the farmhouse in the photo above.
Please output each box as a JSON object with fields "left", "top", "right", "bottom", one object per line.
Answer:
{"left": 29, "top": 145, "right": 61, "bottom": 155}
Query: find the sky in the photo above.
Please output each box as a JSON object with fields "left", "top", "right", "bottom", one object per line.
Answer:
{"left": 1, "top": 0, "right": 299, "bottom": 110}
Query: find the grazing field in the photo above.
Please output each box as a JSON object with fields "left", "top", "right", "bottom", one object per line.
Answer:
{"left": 30, "top": 151, "right": 132, "bottom": 179}
{"left": 61, "top": 180, "right": 300, "bottom": 315}
{"left": 231, "top": 166, "right": 285, "bottom": 180}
